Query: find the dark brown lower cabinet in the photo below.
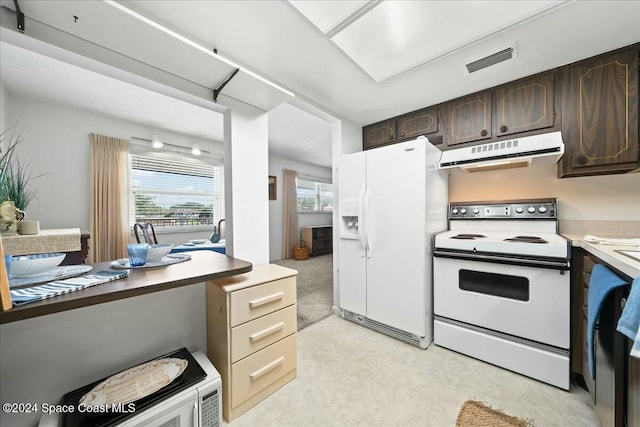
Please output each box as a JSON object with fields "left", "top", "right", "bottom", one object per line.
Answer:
{"left": 572, "top": 247, "right": 634, "bottom": 427}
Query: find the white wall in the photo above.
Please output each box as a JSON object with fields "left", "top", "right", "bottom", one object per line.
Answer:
{"left": 0, "top": 81, "right": 8, "bottom": 137}
{"left": 449, "top": 163, "right": 640, "bottom": 227}
{"left": 267, "top": 154, "right": 332, "bottom": 261}
{"left": 5, "top": 94, "right": 223, "bottom": 245}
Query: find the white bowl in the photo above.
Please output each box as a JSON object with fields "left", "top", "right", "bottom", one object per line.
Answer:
{"left": 10, "top": 253, "right": 66, "bottom": 277}
{"left": 189, "top": 239, "right": 208, "bottom": 245}
{"left": 146, "top": 244, "right": 174, "bottom": 262}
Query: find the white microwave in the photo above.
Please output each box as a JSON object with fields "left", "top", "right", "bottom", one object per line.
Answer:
{"left": 39, "top": 351, "right": 222, "bottom": 427}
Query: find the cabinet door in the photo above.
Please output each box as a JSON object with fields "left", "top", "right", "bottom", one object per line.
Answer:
{"left": 560, "top": 47, "right": 639, "bottom": 177}
{"left": 495, "top": 73, "right": 555, "bottom": 137}
{"left": 397, "top": 107, "right": 438, "bottom": 141}
{"left": 443, "top": 91, "right": 492, "bottom": 146}
{"left": 363, "top": 119, "right": 397, "bottom": 150}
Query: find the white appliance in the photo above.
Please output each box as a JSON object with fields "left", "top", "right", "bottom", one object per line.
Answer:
{"left": 39, "top": 351, "right": 222, "bottom": 427}
{"left": 338, "top": 137, "right": 448, "bottom": 348}
{"left": 438, "top": 131, "right": 564, "bottom": 173}
{"left": 433, "top": 199, "right": 571, "bottom": 389}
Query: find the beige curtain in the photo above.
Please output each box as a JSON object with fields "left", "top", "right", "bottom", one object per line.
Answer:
{"left": 89, "top": 133, "right": 130, "bottom": 263}
{"left": 282, "top": 169, "right": 299, "bottom": 259}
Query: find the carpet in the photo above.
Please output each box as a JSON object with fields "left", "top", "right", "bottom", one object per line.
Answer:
{"left": 456, "top": 400, "right": 535, "bottom": 427}
{"left": 273, "top": 254, "right": 333, "bottom": 331}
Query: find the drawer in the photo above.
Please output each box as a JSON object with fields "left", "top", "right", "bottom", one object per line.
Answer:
{"left": 231, "top": 334, "right": 297, "bottom": 406}
{"left": 230, "top": 277, "right": 296, "bottom": 326}
{"left": 231, "top": 305, "right": 297, "bottom": 362}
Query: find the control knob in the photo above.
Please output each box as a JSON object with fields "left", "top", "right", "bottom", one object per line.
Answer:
{"left": 538, "top": 206, "right": 548, "bottom": 213}
{"left": 516, "top": 207, "right": 524, "bottom": 214}
{"left": 473, "top": 208, "right": 479, "bottom": 214}
{"left": 527, "top": 206, "right": 536, "bottom": 213}
{"left": 460, "top": 208, "right": 467, "bottom": 214}
{"left": 452, "top": 208, "right": 459, "bottom": 214}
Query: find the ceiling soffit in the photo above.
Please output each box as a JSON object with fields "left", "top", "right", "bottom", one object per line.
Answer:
{"left": 290, "top": 0, "right": 567, "bottom": 83}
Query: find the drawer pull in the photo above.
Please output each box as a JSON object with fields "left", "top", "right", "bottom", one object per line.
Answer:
{"left": 249, "top": 292, "right": 284, "bottom": 308}
{"left": 250, "top": 322, "right": 285, "bottom": 342}
{"left": 250, "top": 356, "right": 284, "bottom": 380}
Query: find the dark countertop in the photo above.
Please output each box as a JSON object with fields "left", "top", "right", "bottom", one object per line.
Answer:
{"left": 0, "top": 250, "right": 252, "bottom": 324}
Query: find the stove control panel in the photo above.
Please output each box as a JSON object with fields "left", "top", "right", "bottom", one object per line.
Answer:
{"left": 448, "top": 199, "right": 557, "bottom": 219}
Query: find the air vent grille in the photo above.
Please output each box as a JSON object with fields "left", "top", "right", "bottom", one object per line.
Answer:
{"left": 466, "top": 47, "right": 514, "bottom": 73}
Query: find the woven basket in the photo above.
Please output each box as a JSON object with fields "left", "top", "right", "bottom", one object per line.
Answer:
{"left": 293, "top": 240, "right": 309, "bottom": 260}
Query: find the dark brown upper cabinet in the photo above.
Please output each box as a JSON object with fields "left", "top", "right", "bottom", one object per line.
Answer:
{"left": 362, "top": 118, "right": 397, "bottom": 150}
{"left": 559, "top": 46, "right": 639, "bottom": 177}
{"left": 442, "top": 91, "right": 492, "bottom": 146}
{"left": 495, "top": 73, "right": 555, "bottom": 138}
{"left": 397, "top": 106, "right": 438, "bottom": 141}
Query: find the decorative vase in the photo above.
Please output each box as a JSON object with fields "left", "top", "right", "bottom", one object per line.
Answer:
{"left": 209, "top": 226, "right": 220, "bottom": 243}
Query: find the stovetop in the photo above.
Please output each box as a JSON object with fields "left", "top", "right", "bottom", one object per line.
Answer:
{"left": 436, "top": 198, "right": 569, "bottom": 259}
{"left": 61, "top": 348, "right": 206, "bottom": 427}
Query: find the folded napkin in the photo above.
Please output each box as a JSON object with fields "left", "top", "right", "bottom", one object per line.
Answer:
{"left": 617, "top": 276, "right": 640, "bottom": 358}
{"left": 588, "top": 264, "right": 628, "bottom": 379}
{"left": 10, "top": 270, "right": 129, "bottom": 307}
{"left": 584, "top": 235, "right": 640, "bottom": 246}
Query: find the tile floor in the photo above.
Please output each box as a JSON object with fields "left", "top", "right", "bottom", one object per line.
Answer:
{"left": 225, "top": 315, "right": 598, "bottom": 426}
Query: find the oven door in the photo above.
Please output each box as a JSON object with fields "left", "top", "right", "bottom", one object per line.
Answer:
{"left": 433, "top": 256, "right": 569, "bottom": 348}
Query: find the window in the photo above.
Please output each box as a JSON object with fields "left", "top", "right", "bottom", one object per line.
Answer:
{"left": 297, "top": 177, "right": 332, "bottom": 212}
{"left": 130, "top": 154, "right": 222, "bottom": 231}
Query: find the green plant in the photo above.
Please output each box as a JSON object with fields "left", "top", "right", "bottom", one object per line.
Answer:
{"left": 0, "top": 127, "right": 39, "bottom": 210}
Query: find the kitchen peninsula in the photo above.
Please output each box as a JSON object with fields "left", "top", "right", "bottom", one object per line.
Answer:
{"left": 0, "top": 250, "right": 252, "bottom": 427}
{"left": 0, "top": 250, "right": 252, "bottom": 324}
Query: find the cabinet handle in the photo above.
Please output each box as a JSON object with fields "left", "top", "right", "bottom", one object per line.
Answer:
{"left": 250, "top": 356, "right": 284, "bottom": 380}
{"left": 249, "top": 292, "right": 284, "bottom": 308}
{"left": 576, "top": 154, "right": 588, "bottom": 165}
{"left": 621, "top": 298, "right": 627, "bottom": 310}
{"left": 500, "top": 125, "right": 508, "bottom": 133}
{"left": 480, "top": 129, "right": 488, "bottom": 137}
{"left": 249, "top": 322, "right": 285, "bottom": 342}
{"left": 400, "top": 131, "right": 406, "bottom": 137}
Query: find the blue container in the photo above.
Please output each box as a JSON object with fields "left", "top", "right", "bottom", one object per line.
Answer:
{"left": 127, "top": 244, "right": 148, "bottom": 267}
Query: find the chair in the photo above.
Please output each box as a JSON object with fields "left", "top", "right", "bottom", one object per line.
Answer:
{"left": 133, "top": 222, "right": 158, "bottom": 244}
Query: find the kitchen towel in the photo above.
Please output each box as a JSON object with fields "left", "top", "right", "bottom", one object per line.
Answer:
{"left": 588, "top": 264, "right": 628, "bottom": 379}
{"left": 617, "top": 276, "right": 640, "bottom": 358}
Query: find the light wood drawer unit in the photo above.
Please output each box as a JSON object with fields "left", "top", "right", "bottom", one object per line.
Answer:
{"left": 206, "top": 264, "right": 298, "bottom": 422}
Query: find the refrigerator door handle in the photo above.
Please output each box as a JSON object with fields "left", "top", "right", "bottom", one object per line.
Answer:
{"left": 357, "top": 186, "right": 366, "bottom": 257}
{"left": 364, "top": 187, "right": 372, "bottom": 258}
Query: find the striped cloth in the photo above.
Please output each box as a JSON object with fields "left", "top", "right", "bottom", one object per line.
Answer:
{"left": 10, "top": 270, "right": 129, "bottom": 307}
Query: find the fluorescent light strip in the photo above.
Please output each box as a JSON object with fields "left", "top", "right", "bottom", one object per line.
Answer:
{"left": 103, "top": 0, "right": 294, "bottom": 98}
{"left": 326, "top": 0, "right": 383, "bottom": 39}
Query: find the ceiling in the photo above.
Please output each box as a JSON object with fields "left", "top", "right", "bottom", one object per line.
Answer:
{"left": 1, "top": 1, "right": 639, "bottom": 169}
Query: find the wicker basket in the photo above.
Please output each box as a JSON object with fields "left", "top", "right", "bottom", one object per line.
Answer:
{"left": 293, "top": 240, "right": 309, "bottom": 260}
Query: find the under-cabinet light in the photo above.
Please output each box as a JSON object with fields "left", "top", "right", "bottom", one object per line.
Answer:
{"left": 192, "top": 144, "right": 201, "bottom": 156}
{"left": 103, "top": 0, "right": 295, "bottom": 98}
{"left": 461, "top": 158, "right": 532, "bottom": 173}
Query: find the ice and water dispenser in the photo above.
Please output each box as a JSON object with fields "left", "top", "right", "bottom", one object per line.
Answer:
{"left": 340, "top": 199, "right": 359, "bottom": 239}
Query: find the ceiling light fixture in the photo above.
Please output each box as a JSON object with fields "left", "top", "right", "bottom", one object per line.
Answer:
{"left": 151, "top": 135, "right": 163, "bottom": 148}
{"left": 192, "top": 144, "right": 201, "bottom": 156}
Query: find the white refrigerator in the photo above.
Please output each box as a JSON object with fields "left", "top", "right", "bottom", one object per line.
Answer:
{"left": 338, "top": 137, "right": 448, "bottom": 348}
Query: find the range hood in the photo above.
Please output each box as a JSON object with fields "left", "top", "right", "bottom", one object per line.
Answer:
{"left": 438, "top": 131, "right": 564, "bottom": 173}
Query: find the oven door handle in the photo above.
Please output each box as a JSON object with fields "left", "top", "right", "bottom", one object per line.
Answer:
{"left": 433, "top": 249, "right": 570, "bottom": 270}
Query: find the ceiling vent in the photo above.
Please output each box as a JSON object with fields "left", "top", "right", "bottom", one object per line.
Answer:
{"left": 465, "top": 46, "right": 515, "bottom": 73}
